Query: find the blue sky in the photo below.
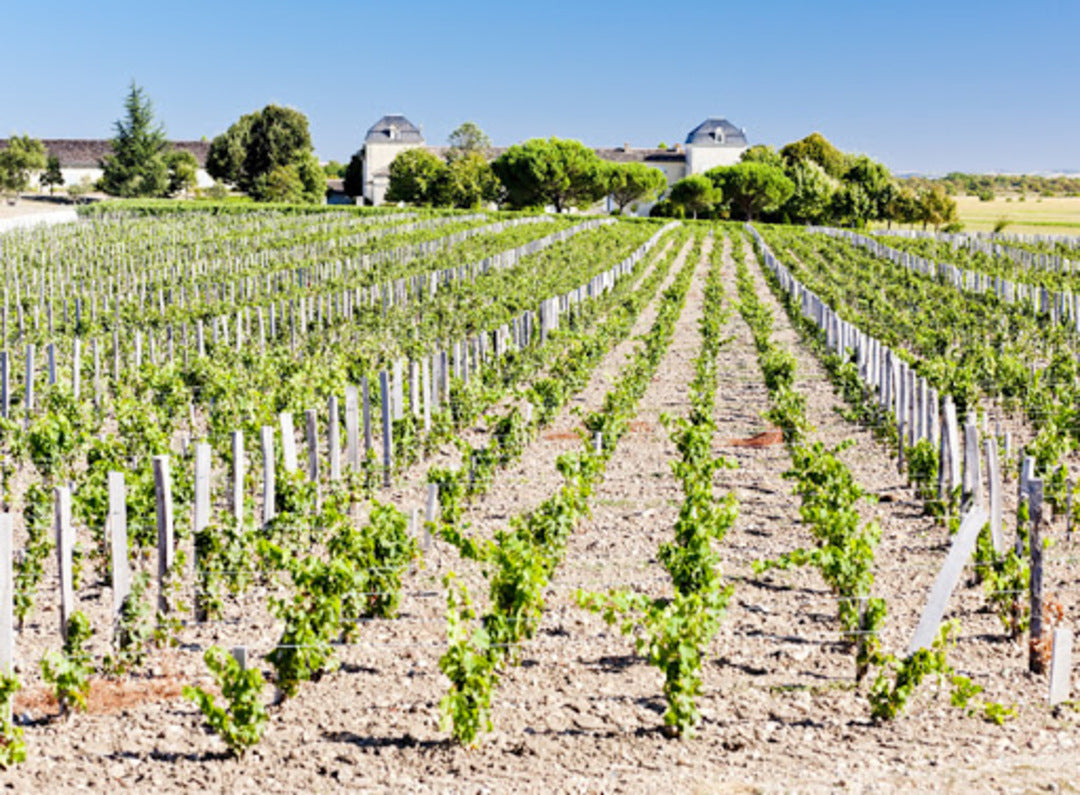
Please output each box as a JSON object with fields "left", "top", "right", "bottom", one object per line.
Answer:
{"left": 2, "top": 0, "right": 1077, "bottom": 174}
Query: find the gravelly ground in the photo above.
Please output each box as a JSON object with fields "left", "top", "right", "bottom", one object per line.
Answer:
{"left": 1, "top": 228, "right": 1077, "bottom": 793}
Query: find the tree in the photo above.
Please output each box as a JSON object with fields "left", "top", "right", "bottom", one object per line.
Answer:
{"left": 386, "top": 148, "right": 448, "bottom": 205}
{"left": 843, "top": 155, "right": 893, "bottom": 221}
{"left": 0, "top": 135, "right": 47, "bottom": 197}
{"left": 254, "top": 164, "right": 306, "bottom": 203}
{"left": 829, "top": 183, "right": 875, "bottom": 228}
{"left": 343, "top": 151, "right": 364, "bottom": 199}
{"left": 492, "top": 138, "right": 607, "bottom": 212}
{"left": 165, "top": 150, "right": 198, "bottom": 197}
{"left": 740, "top": 144, "right": 784, "bottom": 169}
{"left": 916, "top": 185, "right": 958, "bottom": 231}
{"left": 606, "top": 162, "right": 667, "bottom": 213}
{"left": 40, "top": 155, "right": 64, "bottom": 195}
{"left": 208, "top": 105, "right": 322, "bottom": 202}
{"left": 243, "top": 106, "right": 314, "bottom": 198}
{"left": 707, "top": 162, "right": 794, "bottom": 222}
{"left": 447, "top": 122, "right": 492, "bottom": 160}
{"left": 100, "top": 83, "right": 170, "bottom": 197}
{"left": 206, "top": 113, "right": 256, "bottom": 185}
{"left": 882, "top": 184, "right": 920, "bottom": 228}
{"left": 294, "top": 151, "right": 326, "bottom": 204}
{"left": 436, "top": 151, "right": 500, "bottom": 208}
{"left": 323, "top": 160, "right": 345, "bottom": 178}
{"left": 783, "top": 159, "right": 838, "bottom": 225}
{"left": 780, "top": 132, "right": 847, "bottom": 178}
{"left": 668, "top": 175, "right": 720, "bottom": 220}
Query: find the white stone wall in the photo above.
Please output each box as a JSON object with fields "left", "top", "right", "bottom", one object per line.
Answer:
{"left": 30, "top": 167, "right": 215, "bottom": 192}
{"left": 362, "top": 142, "right": 425, "bottom": 205}
{"left": 686, "top": 145, "right": 746, "bottom": 176}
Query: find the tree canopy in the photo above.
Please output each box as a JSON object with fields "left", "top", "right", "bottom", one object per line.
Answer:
{"left": 780, "top": 132, "right": 847, "bottom": 179}
{"left": 915, "top": 185, "right": 958, "bottom": 231}
{"left": 165, "top": 150, "right": 199, "bottom": 197}
{"left": 740, "top": 144, "right": 784, "bottom": 169}
{"left": 206, "top": 112, "right": 255, "bottom": 186}
{"left": 438, "top": 151, "right": 500, "bottom": 208}
{"left": 492, "top": 138, "right": 607, "bottom": 212}
{"left": 100, "top": 83, "right": 170, "bottom": 198}
{"left": 843, "top": 155, "right": 893, "bottom": 222}
{"left": 783, "top": 160, "right": 837, "bottom": 225}
{"left": 207, "top": 105, "right": 323, "bottom": 203}
{"left": 707, "top": 162, "right": 794, "bottom": 222}
{"left": 447, "top": 122, "right": 492, "bottom": 159}
{"left": 343, "top": 152, "right": 364, "bottom": 199}
{"left": 385, "top": 148, "right": 447, "bottom": 205}
{"left": 606, "top": 162, "right": 667, "bottom": 213}
{"left": 0, "top": 135, "right": 47, "bottom": 195}
{"left": 669, "top": 175, "right": 720, "bottom": 220}
{"left": 40, "top": 154, "right": 64, "bottom": 194}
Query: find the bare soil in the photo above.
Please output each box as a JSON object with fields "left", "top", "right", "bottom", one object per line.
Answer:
{"left": 1, "top": 230, "right": 1077, "bottom": 793}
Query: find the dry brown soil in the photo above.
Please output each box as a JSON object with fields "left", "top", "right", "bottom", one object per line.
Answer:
{"left": 1, "top": 230, "right": 1077, "bottom": 793}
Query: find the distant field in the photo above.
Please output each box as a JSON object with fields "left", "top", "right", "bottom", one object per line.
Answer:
{"left": 953, "top": 194, "right": 1080, "bottom": 234}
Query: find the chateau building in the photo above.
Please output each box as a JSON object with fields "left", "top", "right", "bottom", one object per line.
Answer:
{"left": 358, "top": 115, "right": 749, "bottom": 214}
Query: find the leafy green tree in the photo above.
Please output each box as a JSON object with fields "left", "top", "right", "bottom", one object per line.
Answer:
{"left": 447, "top": 122, "right": 492, "bottom": 159}
{"left": 916, "top": 185, "right": 958, "bottom": 231}
{"left": 343, "top": 151, "right": 364, "bottom": 199}
{"left": 206, "top": 113, "right": 256, "bottom": 185}
{"left": 436, "top": 151, "right": 500, "bottom": 208}
{"left": 100, "top": 83, "right": 170, "bottom": 197}
{"left": 606, "top": 162, "right": 667, "bottom": 213}
{"left": 829, "top": 183, "right": 875, "bottom": 228}
{"left": 254, "top": 164, "right": 306, "bottom": 203}
{"left": 243, "top": 106, "right": 314, "bottom": 197}
{"left": 649, "top": 198, "right": 683, "bottom": 219}
{"left": 322, "top": 160, "right": 345, "bottom": 178}
{"left": 165, "top": 150, "right": 198, "bottom": 197}
{"left": 40, "top": 154, "right": 64, "bottom": 194}
{"left": 740, "top": 144, "right": 784, "bottom": 169}
{"left": 844, "top": 155, "right": 893, "bottom": 221}
{"left": 386, "top": 148, "right": 448, "bottom": 205}
{"left": 492, "top": 137, "right": 608, "bottom": 212}
{"left": 707, "top": 162, "right": 794, "bottom": 222}
{"left": 208, "top": 106, "right": 322, "bottom": 202}
{"left": 669, "top": 175, "right": 720, "bottom": 220}
{"left": 883, "top": 184, "right": 920, "bottom": 228}
{"left": 780, "top": 132, "right": 847, "bottom": 178}
{"left": 294, "top": 151, "right": 326, "bottom": 203}
{"left": 0, "top": 135, "right": 47, "bottom": 196}
{"left": 783, "top": 159, "right": 838, "bottom": 225}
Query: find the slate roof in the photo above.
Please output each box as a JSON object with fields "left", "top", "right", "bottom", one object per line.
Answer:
{"left": 595, "top": 148, "right": 685, "bottom": 164}
{"left": 365, "top": 115, "right": 425, "bottom": 144}
{"left": 685, "top": 119, "right": 748, "bottom": 147}
{"left": 421, "top": 146, "right": 683, "bottom": 165}
{"left": 0, "top": 139, "right": 210, "bottom": 168}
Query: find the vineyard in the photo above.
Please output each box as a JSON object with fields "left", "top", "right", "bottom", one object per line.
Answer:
{"left": 0, "top": 205, "right": 1075, "bottom": 791}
